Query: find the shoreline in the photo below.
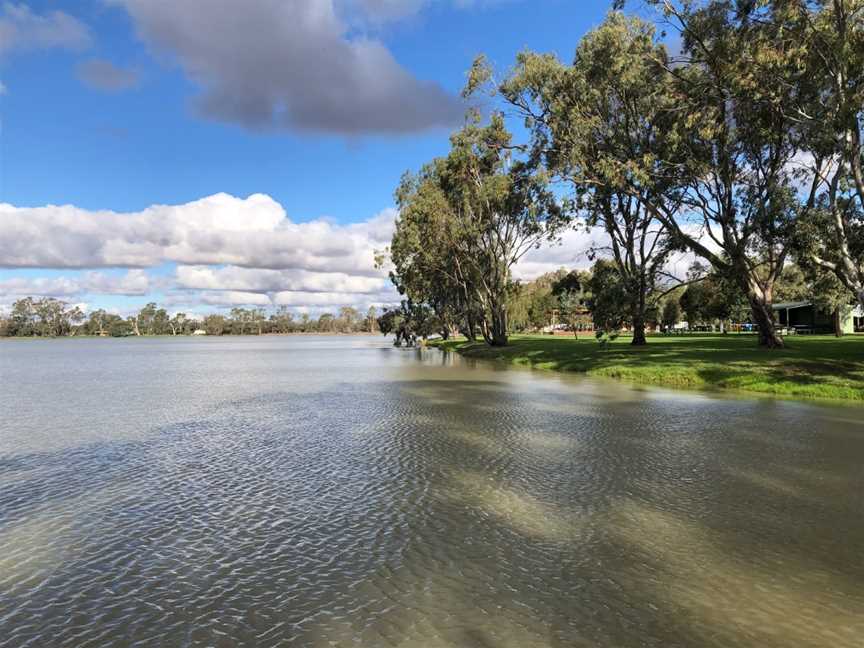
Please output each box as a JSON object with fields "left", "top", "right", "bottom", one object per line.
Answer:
{"left": 431, "top": 334, "right": 864, "bottom": 405}
{"left": 0, "top": 332, "right": 381, "bottom": 340}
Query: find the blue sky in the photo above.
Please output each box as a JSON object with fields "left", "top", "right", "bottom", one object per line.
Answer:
{"left": 0, "top": 0, "right": 619, "bottom": 316}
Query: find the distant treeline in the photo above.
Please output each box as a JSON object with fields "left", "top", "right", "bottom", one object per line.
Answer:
{"left": 0, "top": 298, "right": 380, "bottom": 337}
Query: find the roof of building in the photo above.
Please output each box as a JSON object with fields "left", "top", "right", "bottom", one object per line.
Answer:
{"left": 772, "top": 301, "right": 812, "bottom": 310}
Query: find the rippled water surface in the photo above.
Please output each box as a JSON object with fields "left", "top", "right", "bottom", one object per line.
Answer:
{"left": 1, "top": 335, "right": 863, "bottom": 647}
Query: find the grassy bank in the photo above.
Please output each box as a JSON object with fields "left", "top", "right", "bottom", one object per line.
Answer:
{"left": 432, "top": 334, "right": 864, "bottom": 403}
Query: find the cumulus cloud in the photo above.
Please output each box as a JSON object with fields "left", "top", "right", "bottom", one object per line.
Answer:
{"left": 195, "top": 291, "right": 273, "bottom": 308}
{"left": 0, "top": 193, "right": 395, "bottom": 273}
{"left": 0, "top": 3, "right": 91, "bottom": 56}
{"left": 0, "top": 192, "right": 402, "bottom": 312}
{"left": 76, "top": 58, "right": 139, "bottom": 92}
{"left": 175, "top": 266, "right": 387, "bottom": 295}
{"left": 108, "top": 0, "right": 463, "bottom": 134}
{"left": 514, "top": 226, "right": 607, "bottom": 280}
{"left": 0, "top": 270, "right": 151, "bottom": 298}
{"left": 514, "top": 223, "right": 711, "bottom": 284}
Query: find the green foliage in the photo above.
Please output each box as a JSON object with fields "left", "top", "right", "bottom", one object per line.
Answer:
{"left": 377, "top": 301, "right": 441, "bottom": 347}
{"left": 785, "top": 0, "right": 864, "bottom": 305}
{"left": 661, "top": 299, "right": 681, "bottom": 330}
{"left": 586, "top": 260, "right": 630, "bottom": 334}
{"left": 203, "top": 314, "right": 226, "bottom": 336}
{"left": 389, "top": 111, "right": 569, "bottom": 346}
{"left": 3, "top": 297, "right": 83, "bottom": 337}
{"left": 499, "top": 5, "right": 818, "bottom": 348}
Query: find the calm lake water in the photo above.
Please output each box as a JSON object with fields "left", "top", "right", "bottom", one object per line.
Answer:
{"left": 1, "top": 335, "right": 862, "bottom": 648}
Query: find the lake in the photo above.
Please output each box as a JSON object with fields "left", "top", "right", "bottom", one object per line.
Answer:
{"left": 1, "top": 335, "right": 862, "bottom": 647}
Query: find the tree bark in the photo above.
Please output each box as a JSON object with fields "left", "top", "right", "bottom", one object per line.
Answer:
{"left": 631, "top": 294, "right": 647, "bottom": 346}
{"left": 462, "top": 312, "right": 477, "bottom": 342}
{"left": 834, "top": 308, "right": 844, "bottom": 337}
{"left": 478, "top": 317, "right": 494, "bottom": 345}
{"left": 748, "top": 295, "right": 783, "bottom": 348}
{"left": 631, "top": 314, "right": 647, "bottom": 346}
{"left": 488, "top": 305, "right": 509, "bottom": 346}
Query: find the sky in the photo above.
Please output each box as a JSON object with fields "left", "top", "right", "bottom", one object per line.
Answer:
{"left": 0, "top": 0, "right": 628, "bottom": 318}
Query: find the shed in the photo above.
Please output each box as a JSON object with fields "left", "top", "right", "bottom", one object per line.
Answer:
{"left": 772, "top": 301, "right": 857, "bottom": 334}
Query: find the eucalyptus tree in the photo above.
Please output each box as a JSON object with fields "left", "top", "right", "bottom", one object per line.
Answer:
{"left": 271, "top": 306, "right": 294, "bottom": 334}
{"left": 650, "top": 0, "right": 814, "bottom": 347}
{"left": 251, "top": 308, "right": 267, "bottom": 335}
{"left": 4, "top": 297, "right": 83, "bottom": 337}
{"left": 392, "top": 113, "right": 565, "bottom": 346}
{"left": 376, "top": 301, "right": 440, "bottom": 346}
{"left": 552, "top": 270, "right": 594, "bottom": 334}
{"left": 365, "top": 306, "right": 378, "bottom": 333}
{"left": 789, "top": 0, "right": 864, "bottom": 307}
{"left": 317, "top": 312, "right": 335, "bottom": 332}
{"left": 337, "top": 306, "right": 361, "bottom": 333}
{"left": 586, "top": 259, "right": 631, "bottom": 334}
{"left": 229, "top": 307, "right": 252, "bottom": 334}
{"left": 203, "top": 314, "right": 226, "bottom": 336}
{"left": 499, "top": 6, "right": 806, "bottom": 347}
{"left": 493, "top": 14, "right": 681, "bottom": 345}
{"left": 88, "top": 309, "right": 109, "bottom": 336}
{"left": 34, "top": 298, "right": 76, "bottom": 337}
{"left": 661, "top": 299, "right": 681, "bottom": 331}
{"left": 391, "top": 166, "right": 481, "bottom": 341}
{"left": 169, "top": 312, "right": 187, "bottom": 336}
{"left": 8, "top": 297, "right": 37, "bottom": 336}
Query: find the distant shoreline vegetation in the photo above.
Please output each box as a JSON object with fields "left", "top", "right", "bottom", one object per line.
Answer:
{"left": 0, "top": 297, "right": 383, "bottom": 338}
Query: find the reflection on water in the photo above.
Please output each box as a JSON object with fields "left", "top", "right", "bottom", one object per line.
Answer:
{"left": 1, "top": 336, "right": 862, "bottom": 647}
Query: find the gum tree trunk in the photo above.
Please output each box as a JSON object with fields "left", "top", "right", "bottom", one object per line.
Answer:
{"left": 748, "top": 295, "right": 783, "bottom": 348}
{"left": 631, "top": 314, "right": 647, "bottom": 345}
{"left": 488, "top": 305, "right": 509, "bottom": 346}
{"left": 631, "top": 291, "right": 647, "bottom": 346}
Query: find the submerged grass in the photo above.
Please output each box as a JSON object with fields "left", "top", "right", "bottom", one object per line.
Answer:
{"left": 431, "top": 333, "right": 864, "bottom": 403}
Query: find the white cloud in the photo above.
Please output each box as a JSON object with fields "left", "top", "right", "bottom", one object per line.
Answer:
{"left": 0, "top": 193, "right": 401, "bottom": 313}
{"left": 0, "top": 3, "right": 91, "bottom": 56}
{"left": 0, "top": 270, "right": 151, "bottom": 297}
{"left": 513, "top": 226, "right": 608, "bottom": 280}
{"left": 175, "top": 265, "right": 387, "bottom": 295}
{"left": 0, "top": 193, "right": 395, "bottom": 274}
{"left": 271, "top": 289, "right": 395, "bottom": 307}
{"left": 195, "top": 291, "right": 273, "bottom": 307}
{"left": 108, "top": 0, "right": 463, "bottom": 134}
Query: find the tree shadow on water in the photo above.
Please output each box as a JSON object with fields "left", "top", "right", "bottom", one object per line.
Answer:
{"left": 1, "top": 379, "right": 863, "bottom": 648}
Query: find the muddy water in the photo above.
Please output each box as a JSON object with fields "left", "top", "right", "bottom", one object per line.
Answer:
{"left": 1, "top": 336, "right": 862, "bottom": 647}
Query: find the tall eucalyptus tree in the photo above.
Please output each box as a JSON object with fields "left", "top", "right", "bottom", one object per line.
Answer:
{"left": 391, "top": 113, "right": 566, "bottom": 346}
{"left": 790, "top": 0, "right": 864, "bottom": 307}
{"left": 498, "top": 5, "right": 807, "bottom": 347}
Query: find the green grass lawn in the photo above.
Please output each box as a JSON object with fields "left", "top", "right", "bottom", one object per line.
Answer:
{"left": 432, "top": 333, "right": 864, "bottom": 403}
